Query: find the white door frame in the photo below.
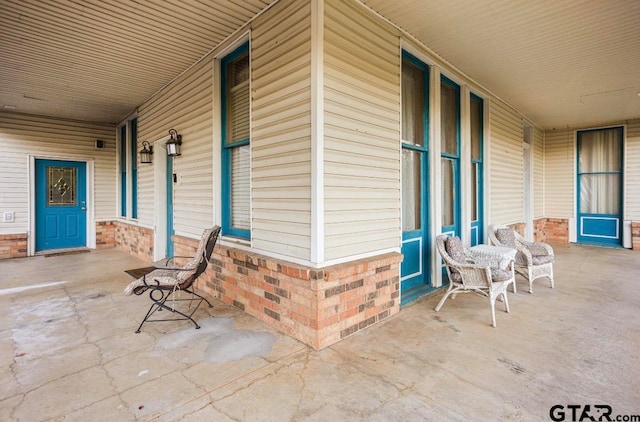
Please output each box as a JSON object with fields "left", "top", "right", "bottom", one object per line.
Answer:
{"left": 28, "top": 155, "right": 95, "bottom": 256}
{"left": 152, "top": 140, "right": 168, "bottom": 261}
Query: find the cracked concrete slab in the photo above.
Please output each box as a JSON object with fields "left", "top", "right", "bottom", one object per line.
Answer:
{"left": 1, "top": 244, "right": 639, "bottom": 420}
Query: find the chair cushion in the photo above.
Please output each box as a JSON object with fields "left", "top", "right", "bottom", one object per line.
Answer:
{"left": 123, "top": 269, "right": 186, "bottom": 295}
{"left": 495, "top": 228, "right": 516, "bottom": 247}
{"left": 532, "top": 254, "right": 554, "bottom": 265}
{"left": 528, "top": 243, "right": 551, "bottom": 256}
{"left": 445, "top": 236, "right": 466, "bottom": 263}
{"left": 490, "top": 267, "right": 512, "bottom": 282}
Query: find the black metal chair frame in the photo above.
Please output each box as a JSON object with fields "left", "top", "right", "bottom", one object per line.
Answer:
{"left": 133, "top": 226, "right": 220, "bottom": 333}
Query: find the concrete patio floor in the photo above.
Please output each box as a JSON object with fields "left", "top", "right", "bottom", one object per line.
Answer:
{"left": 1, "top": 242, "right": 639, "bottom": 421}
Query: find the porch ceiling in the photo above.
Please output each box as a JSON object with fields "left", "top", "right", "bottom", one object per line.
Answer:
{"left": 0, "top": 0, "right": 274, "bottom": 124}
{"left": 364, "top": 0, "right": 640, "bottom": 129}
{"left": 1, "top": 0, "right": 639, "bottom": 129}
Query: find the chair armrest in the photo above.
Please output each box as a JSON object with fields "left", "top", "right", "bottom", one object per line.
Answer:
{"left": 151, "top": 256, "right": 192, "bottom": 270}
{"left": 517, "top": 239, "right": 553, "bottom": 257}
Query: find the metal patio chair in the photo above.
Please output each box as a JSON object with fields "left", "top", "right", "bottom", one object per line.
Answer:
{"left": 488, "top": 224, "right": 554, "bottom": 294}
{"left": 124, "top": 226, "right": 221, "bottom": 333}
{"left": 435, "top": 235, "right": 514, "bottom": 327}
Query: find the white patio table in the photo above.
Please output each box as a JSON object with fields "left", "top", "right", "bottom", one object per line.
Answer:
{"left": 469, "top": 244, "right": 518, "bottom": 293}
{"left": 469, "top": 244, "right": 517, "bottom": 270}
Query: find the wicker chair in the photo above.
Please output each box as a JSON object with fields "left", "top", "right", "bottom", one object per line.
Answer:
{"left": 488, "top": 224, "right": 554, "bottom": 294}
{"left": 124, "top": 226, "right": 220, "bottom": 333}
{"left": 435, "top": 235, "right": 514, "bottom": 327}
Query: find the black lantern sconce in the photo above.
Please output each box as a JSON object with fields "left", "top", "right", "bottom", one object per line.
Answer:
{"left": 166, "top": 129, "right": 182, "bottom": 157}
{"left": 139, "top": 141, "right": 153, "bottom": 164}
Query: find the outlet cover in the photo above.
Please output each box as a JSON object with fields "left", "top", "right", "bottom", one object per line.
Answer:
{"left": 3, "top": 212, "right": 15, "bottom": 223}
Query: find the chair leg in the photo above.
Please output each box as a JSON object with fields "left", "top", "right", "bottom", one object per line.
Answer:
{"left": 502, "top": 291, "right": 510, "bottom": 313}
{"left": 184, "top": 287, "right": 214, "bottom": 308}
{"left": 435, "top": 284, "right": 458, "bottom": 312}
{"left": 549, "top": 266, "right": 555, "bottom": 289}
{"left": 134, "top": 288, "right": 204, "bottom": 333}
{"left": 135, "top": 303, "right": 159, "bottom": 333}
{"left": 528, "top": 267, "right": 534, "bottom": 294}
{"left": 489, "top": 295, "right": 497, "bottom": 328}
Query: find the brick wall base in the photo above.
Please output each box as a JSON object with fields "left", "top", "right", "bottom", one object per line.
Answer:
{"left": 507, "top": 219, "right": 568, "bottom": 243}
{"left": 96, "top": 221, "right": 116, "bottom": 249}
{"left": 114, "top": 221, "right": 154, "bottom": 261}
{"left": 544, "top": 218, "right": 569, "bottom": 243}
{"left": 632, "top": 222, "right": 640, "bottom": 251}
{"left": 185, "top": 239, "right": 401, "bottom": 350}
{"left": 533, "top": 218, "right": 548, "bottom": 243}
{"left": 0, "top": 233, "right": 28, "bottom": 259}
{"left": 510, "top": 222, "right": 526, "bottom": 237}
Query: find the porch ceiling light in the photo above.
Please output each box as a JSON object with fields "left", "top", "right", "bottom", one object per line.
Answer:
{"left": 140, "top": 141, "right": 153, "bottom": 164}
{"left": 166, "top": 129, "right": 182, "bottom": 157}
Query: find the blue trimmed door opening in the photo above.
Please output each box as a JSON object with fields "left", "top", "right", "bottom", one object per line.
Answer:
{"left": 441, "top": 76, "right": 461, "bottom": 239}
{"left": 577, "top": 127, "right": 623, "bottom": 246}
{"left": 470, "top": 94, "right": 484, "bottom": 246}
{"left": 35, "top": 159, "right": 87, "bottom": 251}
{"left": 400, "top": 51, "right": 431, "bottom": 305}
{"left": 166, "top": 155, "right": 175, "bottom": 257}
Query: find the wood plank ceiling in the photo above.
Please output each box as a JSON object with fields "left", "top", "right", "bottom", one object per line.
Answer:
{"left": 0, "top": 0, "right": 273, "bottom": 123}
{"left": 362, "top": 0, "right": 640, "bottom": 129}
{"left": 1, "top": 0, "right": 639, "bottom": 129}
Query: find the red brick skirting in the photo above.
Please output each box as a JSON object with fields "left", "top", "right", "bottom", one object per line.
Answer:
{"left": 632, "top": 222, "right": 640, "bottom": 251}
{"left": 96, "top": 221, "right": 116, "bottom": 249}
{"left": 114, "top": 221, "right": 153, "bottom": 261}
{"left": 545, "top": 218, "right": 569, "bottom": 243}
{"left": 183, "top": 240, "right": 402, "bottom": 350}
{"left": 533, "top": 218, "right": 547, "bottom": 243}
{"left": 0, "top": 233, "right": 28, "bottom": 259}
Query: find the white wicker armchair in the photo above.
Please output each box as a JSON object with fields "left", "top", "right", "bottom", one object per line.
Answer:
{"left": 488, "top": 224, "right": 554, "bottom": 294}
{"left": 435, "top": 235, "right": 514, "bottom": 327}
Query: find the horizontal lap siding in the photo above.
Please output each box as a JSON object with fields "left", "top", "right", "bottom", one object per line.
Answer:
{"left": 251, "top": 0, "right": 312, "bottom": 260}
{"left": 544, "top": 128, "right": 574, "bottom": 218}
{"left": 624, "top": 120, "right": 640, "bottom": 220}
{"left": 489, "top": 100, "right": 524, "bottom": 224}
{"left": 0, "top": 112, "right": 115, "bottom": 234}
{"left": 323, "top": 0, "right": 401, "bottom": 261}
{"left": 137, "top": 60, "right": 213, "bottom": 237}
{"left": 534, "top": 127, "right": 544, "bottom": 219}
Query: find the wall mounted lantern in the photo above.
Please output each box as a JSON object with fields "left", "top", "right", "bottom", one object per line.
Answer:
{"left": 139, "top": 141, "right": 153, "bottom": 164}
{"left": 166, "top": 129, "right": 182, "bottom": 157}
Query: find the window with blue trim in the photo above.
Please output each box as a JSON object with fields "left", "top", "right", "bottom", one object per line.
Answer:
{"left": 119, "top": 124, "right": 127, "bottom": 217}
{"left": 440, "top": 76, "right": 461, "bottom": 236}
{"left": 470, "top": 94, "right": 483, "bottom": 245}
{"left": 118, "top": 118, "right": 138, "bottom": 219}
{"left": 130, "top": 118, "right": 138, "bottom": 219}
{"left": 221, "top": 42, "right": 251, "bottom": 239}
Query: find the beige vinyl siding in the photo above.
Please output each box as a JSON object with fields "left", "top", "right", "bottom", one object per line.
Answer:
{"left": 137, "top": 59, "right": 214, "bottom": 237}
{"left": 543, "top": 128, "right": 574, "bottom": 218}
{"left": 323, "top": 0, "right": 401, "bottom": 261}
{"left": 624, "top": 120, "right": 640, "bottom": 220}
{"left": 251, "top": 0, "right": 313, "bottom": 260}
{"left": 488, "top": 99, "right": 524, "bottom": 224}
{"left": 533, "top": 126, "right": 544, "bottom": 219}
{"left": 0, "top": 112, "right": 116, "bottom": 234}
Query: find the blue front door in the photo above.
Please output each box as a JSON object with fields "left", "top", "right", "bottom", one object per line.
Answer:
{"left": 400, "top": 52, "right": 431, "bottom": 305}
{"left": 577, "top": 127, "right": 623, "bottom": 246}
{"left": 35, "top": 159, "right": 87, "bottom": 251}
